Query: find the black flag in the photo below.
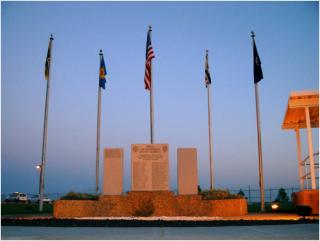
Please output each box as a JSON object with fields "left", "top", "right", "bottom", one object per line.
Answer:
{"left": 44, "top": 36, "right": 53, "bottom": 81}
{"left": 205, "top": 50, "right": 212, "bottom": 87}
{"left": 253, "top": 37, "right": 263, "bottom": 83}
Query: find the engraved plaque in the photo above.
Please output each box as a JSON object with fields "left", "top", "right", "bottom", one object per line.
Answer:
{"left": 177, "top": 148, "right": 198, "bottom": 195}
{"left": 131, "top": 144, "right": 169, "bottom": 191}
{"left": 103, "top": 148, "right": 123, "bottom": 195}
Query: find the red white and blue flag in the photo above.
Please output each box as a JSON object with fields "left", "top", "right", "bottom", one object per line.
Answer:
{"left": 144, "top": 29, "right": 155, "bottom": 90}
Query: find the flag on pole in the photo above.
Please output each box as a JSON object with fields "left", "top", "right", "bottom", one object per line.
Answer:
{"left": 205, "top": 50, "right": 212, "bottom": 87}
{"left": 253, "top": 38, "right": 263, "bottom": 83}
{"left": 144, "top": 28, "right": 155, "bottom": 90}
{"left": 44, "top": 37, "right": 53, "bottom": 80}
{"left": 99, "top": 55, "right": 107, "bottom": 89}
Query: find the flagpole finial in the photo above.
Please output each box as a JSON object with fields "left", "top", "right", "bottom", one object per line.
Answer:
{"left": 251, "top": 31, "right": 255, "bottom": 38}
{"left": 99, "top": 49, "right": 103, "bottom": 56}
{"left": 148, "top": 25, "right": 152, "bottom": 31}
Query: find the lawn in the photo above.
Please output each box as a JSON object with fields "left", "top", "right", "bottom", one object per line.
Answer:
{"left": 1, "top": 203, "right": 53, "bottom": 215}
{"left": 248, "top": 202, "right": 296, "bottom": 213}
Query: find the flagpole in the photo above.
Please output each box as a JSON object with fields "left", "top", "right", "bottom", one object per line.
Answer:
{"left": 39, "top": 34, "right": 53, "bottom": 212}
{"left": 149, "top": 25, "right": 154, "bottom": 144}
{"left": 207, "top": 82, "right": 214, "bottom": 190}
{"left": 95, "top": 50, "right": 103, "bottom": 194}
{"left": 251, "top": 31, "right": 265, "bottom": 212}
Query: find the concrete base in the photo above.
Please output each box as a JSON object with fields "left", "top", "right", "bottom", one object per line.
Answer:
{"left": 54, "top": 191, "right": 247, "bottom": 218}
{"left": 292, "top": 190, "right": 319, "bottom": 215}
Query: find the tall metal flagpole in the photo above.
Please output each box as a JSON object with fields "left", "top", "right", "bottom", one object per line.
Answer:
{"left": 207, "top": 82, "right": 214, "bottom": 190}
{"left": 205, "top": 50, "right": 214, "bottom": 190}
{"left": 251, "top": 31, "right": 265, "bottom": 212}
{"left": 149, "top": 25, "right": 154, "bottom": 144}
{"left": 39, "top": 34, "right": 53, "bottom": 212}
{"left": 95, "top": 50, "right": 103, "bottom": 194}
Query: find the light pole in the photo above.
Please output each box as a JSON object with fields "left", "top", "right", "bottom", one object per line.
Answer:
{"left": 36, "top": 164, "right": 42, "bottom": 196}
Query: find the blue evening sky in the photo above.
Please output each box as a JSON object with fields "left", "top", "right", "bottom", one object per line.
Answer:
{"left": 1, "top": 1, "right": 319, "bottom": 194}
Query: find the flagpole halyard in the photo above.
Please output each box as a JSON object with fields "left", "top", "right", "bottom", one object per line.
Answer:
{"left": 40, "top": 34, "right": 54, "bottom": 212}
{"left": 251, "top": 31, "right": 265, "bottom": 212}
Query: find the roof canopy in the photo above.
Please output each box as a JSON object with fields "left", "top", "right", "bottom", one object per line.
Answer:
{"left": 282, "top": 90, "right": 319, "bottom": 130}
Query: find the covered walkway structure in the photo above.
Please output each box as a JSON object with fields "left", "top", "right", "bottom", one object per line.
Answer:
{"left": 282, "top": 90, "right": 319, "bottom": 190}
{"left": 282, "top": 90, "right": 319, "bottom": 214}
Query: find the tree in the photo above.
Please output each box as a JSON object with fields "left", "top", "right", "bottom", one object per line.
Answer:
{"left": 238, "top": 189, "right": 246, "bottom": 198}
{"left": 274, "top": 188, "right": 289, "bottom": 203}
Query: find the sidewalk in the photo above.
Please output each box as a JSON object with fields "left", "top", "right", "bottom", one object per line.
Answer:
{"left": 2, "top": 212, "right": 318, "bottom": 221}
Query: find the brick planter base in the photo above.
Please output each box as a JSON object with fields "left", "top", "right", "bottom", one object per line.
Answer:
{"left": 53, "top": 191, "right": 247, "bottom": 218}
{"left": 292, "top": 190, "right": 319, "bottom": 215}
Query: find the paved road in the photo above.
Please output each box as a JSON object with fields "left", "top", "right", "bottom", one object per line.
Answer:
{"left": 2, "top": 223, "right": 319, "bottom": 239}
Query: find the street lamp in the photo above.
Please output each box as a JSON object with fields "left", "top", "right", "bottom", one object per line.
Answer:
{"left": 35, "top": 164, "right": 42, "bottom": 195}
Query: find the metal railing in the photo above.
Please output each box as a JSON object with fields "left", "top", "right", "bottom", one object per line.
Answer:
{"left": 301, "top": 152, "right": 319, "bottom": 189}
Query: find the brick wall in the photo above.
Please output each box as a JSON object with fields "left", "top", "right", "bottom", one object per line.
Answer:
{"left": 54, "top": 191, "right": 247, "bottom": 218}
{"left": 292, "top": 190, "right": 319, "bottom": 215}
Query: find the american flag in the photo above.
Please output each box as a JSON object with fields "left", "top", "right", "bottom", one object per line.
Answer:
{"left": 144, "top": 28, "right": 155, "bottom": 90}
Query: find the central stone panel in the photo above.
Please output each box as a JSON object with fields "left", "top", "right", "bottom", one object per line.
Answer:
{"left": 131, "top": 144, "right": 169, "bottom": 191}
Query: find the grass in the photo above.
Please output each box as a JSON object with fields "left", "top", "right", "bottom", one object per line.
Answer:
{"left": 248, "top": 202, "right": 296, "bottom": 213}
{"left": 1, "top": 203, "right": 53, "bottom": 215}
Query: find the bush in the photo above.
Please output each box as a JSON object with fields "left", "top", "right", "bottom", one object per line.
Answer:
{"left": 60, "top": 192, "right": 98, "bottom": 200}
{"left": 238, "top": 189, "right": 246, "bottom": 198}
{"left": 295, "top": 205, "right": 312, "bottom": 217}
{"left": 133, "top": 200, "right": 155, "bottom": 217}
{"left": 274, "top": 188, "right": 289, "bottom": 203}
{"left": 200, "top": 189, "right": 243, "bottom": 200}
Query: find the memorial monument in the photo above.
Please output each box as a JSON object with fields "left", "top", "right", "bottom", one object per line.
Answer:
{"left": 131, "top": 144, "right": 169, "bottom": 191}
{"left": 54, "top": 144, "right": 247, "bottom": 218}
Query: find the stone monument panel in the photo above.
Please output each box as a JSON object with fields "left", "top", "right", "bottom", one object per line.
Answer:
{"left": 131, "top": 144, "right": 169, "bottom": 191}
{"left": 177, "top": 148, "right": 198, "bottom": 195}
{"left": 103, "top": 148, "right": 123, "bottom": 195}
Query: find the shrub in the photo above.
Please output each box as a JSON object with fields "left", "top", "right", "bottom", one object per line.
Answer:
{"left": 60, "top": 192, "right": 98, "bottom": 200}
{"left": 238, "top": 189, "right": 246, "bottom": 198}
{"left": 201, "top": 189, "right": 243, "bottom": 200}
{"left": 274, "top": 188, "right": 289, "bottom": 203}
{"left": 133, "top": 200, "right": 155, "bottom": 217}
{"left": 295, "top": 205, "right": 312, "bottom": 217}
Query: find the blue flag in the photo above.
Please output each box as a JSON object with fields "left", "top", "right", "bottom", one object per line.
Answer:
{"left": 99, "top": 56, "right": 107, "bottom": 89}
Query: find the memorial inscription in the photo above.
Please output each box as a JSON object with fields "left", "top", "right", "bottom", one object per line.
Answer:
{"left": 103, "top": 148, "right": 123, "bottom": 195}
{"left": 177, "top": 148, "right": 198, "bottom": 195}
{"left": 131, "top": 144, "right": 169, "bottom": 191}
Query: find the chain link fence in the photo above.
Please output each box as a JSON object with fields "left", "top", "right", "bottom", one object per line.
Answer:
{"left": 228, "top": 186, "right": 300, "bottom": 204}
{"left": 1, "top": 187, "right": 300, "bottom": 204}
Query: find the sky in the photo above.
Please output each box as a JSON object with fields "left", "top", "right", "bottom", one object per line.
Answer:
{"left": 1, "top": 1, "right": 319, "bottom": 195}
